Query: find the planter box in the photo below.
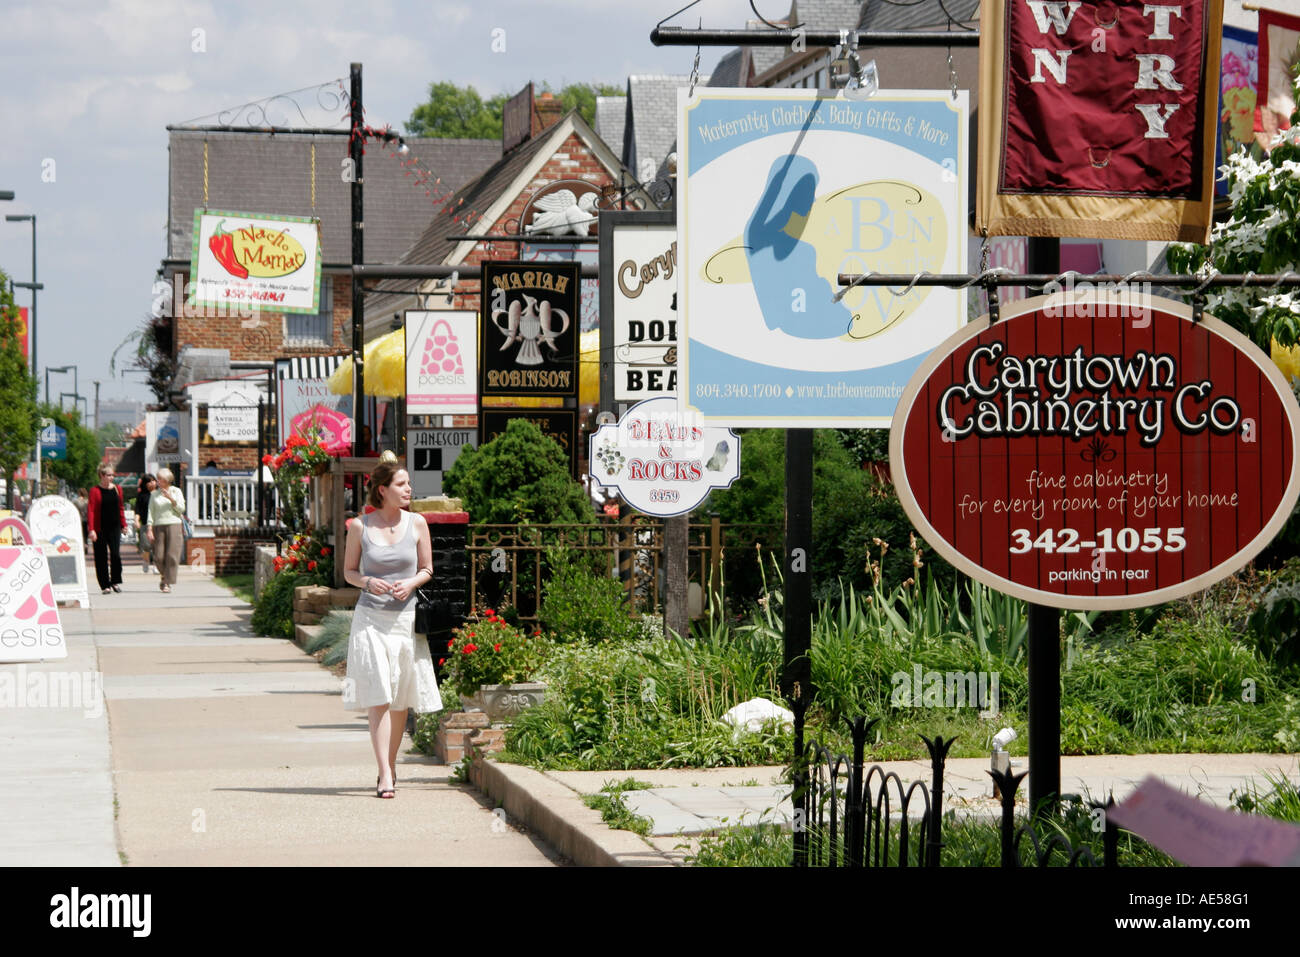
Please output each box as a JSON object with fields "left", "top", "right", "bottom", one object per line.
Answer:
{"left": 462, "top": 682, "right": 547, "bottom": 723}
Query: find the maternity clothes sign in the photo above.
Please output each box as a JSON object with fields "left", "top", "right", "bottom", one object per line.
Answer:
{"left": 191, "top": 209, "right": 323, "bottom": 314}
{"left": 25, "top": 496, "right": 89, "bottom": 609}
{"left": 407, "top": 427, "right": 475, "bottom": 498}
{"left": 479, "top": 261, "right": 580, "bottom": 399}
{"left": 588, "top": 398, "right": 739, "bottom": 517}
{"left": 405, "top": 311, "right": 477, "bottom": 416}
{"left": 0, "top": 518, "right": 67, "bottom": 662}
{"left": 890, "top": 292, "right": 1300, "bottom": 610}
{"left": 600, "top": 212, "right": 679, "bottom": 404}
{"left": 678, "top": 89, "right": 968, "bottom": 428}
{"left": 976, "top": 0, "right": 1224, "bottom": 241}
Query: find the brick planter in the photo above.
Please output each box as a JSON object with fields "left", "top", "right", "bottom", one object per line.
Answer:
{"left": 434, "top": 710, "right": 506, "bottom": 764}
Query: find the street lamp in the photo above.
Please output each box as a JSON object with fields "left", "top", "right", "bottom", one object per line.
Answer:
{"left": 46, "top": 364, "right": 76, "bottom": 406}
{"left": 7, "top": 211, "right": 39, "bottom": 497}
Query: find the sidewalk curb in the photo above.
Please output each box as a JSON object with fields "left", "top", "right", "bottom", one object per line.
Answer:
{"left": 470, "top": 758, "right": 676, "bottom": 867}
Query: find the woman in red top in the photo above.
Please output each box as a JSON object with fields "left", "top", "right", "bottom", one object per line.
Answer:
{"left": 88, "top": 464, "right": 127, "bottom": 594}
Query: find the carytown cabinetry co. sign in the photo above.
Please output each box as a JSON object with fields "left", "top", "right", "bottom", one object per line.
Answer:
{"left": 891, "top": 292, "right": 1300, "bottom": 609}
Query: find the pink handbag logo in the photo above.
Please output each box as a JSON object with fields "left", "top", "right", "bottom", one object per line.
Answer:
{"left": 421, "top": 318, "right": 465, "bottom": 376}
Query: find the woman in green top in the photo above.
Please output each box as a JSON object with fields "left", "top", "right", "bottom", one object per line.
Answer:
{"left": 146, "top": 467, "right": 186, "bottom": 593}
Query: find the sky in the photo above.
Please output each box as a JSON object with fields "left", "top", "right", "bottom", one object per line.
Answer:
{"left": 0, "top": 0, "right": 749, "bottom": 411}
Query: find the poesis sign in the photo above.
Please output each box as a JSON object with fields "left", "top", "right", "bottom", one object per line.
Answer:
{"left": 891, "top": 292, "right": 1300, "bottom": 609}
{"left": 191, "top": 210, "right": 323, "bottom": 314}
{"left": 406, "top": 311, "right": 477, "bottom": 416}
{"left": 588, "top": 398, "right": 740, "bottom": 517}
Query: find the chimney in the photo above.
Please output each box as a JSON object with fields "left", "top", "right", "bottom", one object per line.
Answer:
{"left": 534, "top": 91, "right": 565, "bottom": 133}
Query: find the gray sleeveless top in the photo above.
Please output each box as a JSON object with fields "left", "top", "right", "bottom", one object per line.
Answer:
{"left": 356, "top": 512, "right": 417, "bottom": 612}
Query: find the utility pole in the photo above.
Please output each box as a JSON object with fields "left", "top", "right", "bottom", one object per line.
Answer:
{"left": 349, "top": 62, "right": 366, "bottom": 458}
{"left": 93, "top": 379, "right": 100, "bottom": 431}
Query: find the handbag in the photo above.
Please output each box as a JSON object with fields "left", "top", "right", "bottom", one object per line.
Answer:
{"left": 414, "top": 586, "right": 448, "bottom": 635}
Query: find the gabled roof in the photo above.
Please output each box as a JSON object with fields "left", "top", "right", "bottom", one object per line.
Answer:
{"left": 165, "top": 131, "right": 501, "bottom": 265}
{"left": 707, "top": 48, "right": 747, "bottom": 88}
{"left": 366, "top": 109, "right": 645, "bottom": 326}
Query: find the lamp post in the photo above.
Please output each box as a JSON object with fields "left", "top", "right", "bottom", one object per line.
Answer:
{"left": 45, "top": 364, "right": 76, "bottom": 407}
{"left": 6, "top": 210, "right": 38, "bottom": 497}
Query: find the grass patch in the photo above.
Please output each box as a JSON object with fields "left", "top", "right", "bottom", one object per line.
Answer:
{"left": 582, "top": 779, "right": 655, "bottom": 836}
{"left": 1231, "top": 771, "right": 1300, "bottom": 822}
{"left": 214, "top": 573, "right": 255, "bottom": 605}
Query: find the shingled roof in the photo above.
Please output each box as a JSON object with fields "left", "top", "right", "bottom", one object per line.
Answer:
{"left": 859, "top": 0, "right": 978, "bottom": 31}
{"left": 165, "top": 130, "right": 501, "bottom": 266}
{"left": 624, "top": 75, "right": 706, "bottom": 180}
{"left": 595, "top": 95, "right": 627, "bottom": 160}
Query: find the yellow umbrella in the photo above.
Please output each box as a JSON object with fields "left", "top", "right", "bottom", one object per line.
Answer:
{"left": 327, "top": 328, "right": 407, "bottom": 397}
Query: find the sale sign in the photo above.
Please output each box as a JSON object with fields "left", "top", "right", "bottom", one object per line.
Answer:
{"left": 976, "top": 0, "right": 1224, "bottom": 242}
{"left": 891, "top": 292, "right": 1300, "bottom": 609}
{"left": 0, "top": 517, "right": 66, "bottom": 662}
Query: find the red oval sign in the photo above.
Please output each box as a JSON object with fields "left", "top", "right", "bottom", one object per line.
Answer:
{"left": 890, "top": 294, "right": 1300, "bottom": 609}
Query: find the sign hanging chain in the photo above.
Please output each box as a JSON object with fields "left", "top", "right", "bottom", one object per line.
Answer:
{"left": 310, "top": 142, "right": 317, "bottom": 210}
{"left": 203, "top": 139, "right": 209, "bottom": 207}
{"left": 688, "top": 21, "right": 701, "bottom": 97}
{"left": 948, "top": 47, "right": 958, "bottom": 100}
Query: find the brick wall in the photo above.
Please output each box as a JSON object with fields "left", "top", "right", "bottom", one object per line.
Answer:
{"left": 213, "top": 527, "right": 280, "bottom": 575}
{"left": 174, "top": 270, "right": 352, "bottom": 361}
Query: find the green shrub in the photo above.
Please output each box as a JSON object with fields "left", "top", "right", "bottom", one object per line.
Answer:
{"left": 250, "top": 569, "right": 313, "bottom": 639}
{"left": 539, "top": 547, "right": 643, "bottom": 644}
{"left": 444, "top": 418, "right": 592, "bottom": 524}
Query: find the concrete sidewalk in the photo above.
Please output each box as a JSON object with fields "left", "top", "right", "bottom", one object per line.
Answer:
{"left": 0, "top": 546, "right": 563, "bottom": 866}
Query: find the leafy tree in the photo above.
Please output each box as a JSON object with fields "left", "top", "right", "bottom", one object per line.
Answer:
{"left": 444, "top": 418, "right": 591, "bottom": 524}
{"left": 39, "top": 403, "right": 99, "bottom": 492}
{"left": 406, "top": 82, "right": 507, "bottom": 139}
{"left": 0, "top": 272, "right": 39, "bottom": 503}
{"left": 406, "top": 81, "right": 622, "bottom": 139}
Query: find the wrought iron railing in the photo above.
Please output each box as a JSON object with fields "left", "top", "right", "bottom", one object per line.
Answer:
{"left": 466, "top": 517, "right": 778, "bottom": 620}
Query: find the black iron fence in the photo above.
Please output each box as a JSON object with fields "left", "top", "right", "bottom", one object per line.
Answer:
{"left": 792, "top": 718, "right": 1121, "bottom": 868}
{"left": 466, "top": 517, "right": 777, "bottom": 620}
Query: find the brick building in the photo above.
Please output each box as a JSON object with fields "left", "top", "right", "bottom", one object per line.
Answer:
{"left": 156, "top": 129, "right": 501, "bottom": 472}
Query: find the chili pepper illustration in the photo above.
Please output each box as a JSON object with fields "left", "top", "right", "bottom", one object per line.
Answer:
{"left": 208, "top": 221, "right": 248, "bottom": 279}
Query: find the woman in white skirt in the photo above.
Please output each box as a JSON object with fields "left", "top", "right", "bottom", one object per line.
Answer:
{"left": 342, "top": 459, "right": 441, "bottom": 798}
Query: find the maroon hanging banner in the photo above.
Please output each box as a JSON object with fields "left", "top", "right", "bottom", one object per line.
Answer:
{"left": 890, "top": 292, "right": 1300, "bottom": 610}
{"left": 977, "top": 0, "right": 1224, "bottom": 242}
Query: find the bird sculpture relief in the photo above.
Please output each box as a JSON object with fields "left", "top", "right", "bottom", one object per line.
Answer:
{"left": 525, "top": 190, "right": 600, "bottom": 237}
{"left": 705, "top": 441, "right": 730, "bottom": 472}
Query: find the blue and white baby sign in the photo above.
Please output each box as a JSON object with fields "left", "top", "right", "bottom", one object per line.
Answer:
{"left": 678, "top": 89, "right": 968, "bottom": 427}
{"left": 588, "top": 398, "right": 740, "bottom": 518}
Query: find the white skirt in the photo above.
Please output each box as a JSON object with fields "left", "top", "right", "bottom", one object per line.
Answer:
{"left": 343, "top": 604, "right": 443, "bottom": 713}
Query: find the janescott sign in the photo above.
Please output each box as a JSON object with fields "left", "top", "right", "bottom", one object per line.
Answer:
{"left": 890, "top": 291, "right": 1300, "bottom": 609}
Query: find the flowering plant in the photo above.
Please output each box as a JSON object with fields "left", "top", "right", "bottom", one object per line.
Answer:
{"left": 438, "top": 608, "right": 552, "bottom": 698}
{"left": 271, "top": 527, "right": 334, "bottom": 584}
{"left": 263, "top": 427, "right": 339, "bottom": 530}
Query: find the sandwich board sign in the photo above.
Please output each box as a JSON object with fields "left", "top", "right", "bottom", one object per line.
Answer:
{"left": 0, "top": 516, "right": 68, "bottom": 662}
{"left": 26, "top": 496, "right": 90, "bottom": 608}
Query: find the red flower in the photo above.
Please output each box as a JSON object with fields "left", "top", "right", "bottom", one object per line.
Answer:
{"left": 320, "top": 547, "right": 331, "bottom": 556}
{"left": 484, "top": 608, "right": 495, "bottom": 616}
{"left": 446, "top": 639, "right": 454, "bottom": 649}
{"left": 493, "top": 643, "right": 501, "bottom": 652}
{"left": 262, "top": 454, "right": 273, "bottom": 466}
{"left": 308, "top": 560, "right": 317, "bottom": 570}
{"left": 438, "top": 658, "right": 446, "bottom": 666}
{"left": 463, "top": 644, "right": 477, "bottom": 654}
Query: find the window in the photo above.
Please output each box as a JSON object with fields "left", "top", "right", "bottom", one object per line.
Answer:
{"left": 284, "top": 276, "right": 333, "bottom": 346}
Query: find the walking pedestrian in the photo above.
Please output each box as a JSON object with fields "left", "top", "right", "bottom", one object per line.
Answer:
{"left": 88, "top": 465, "right": 126, "bottom": 594}
{"left": 342, "top": 458, "right": 440, "bottom": 798}
{"left": 133, "top": 474, "right": 156, "bottom": 572}
{"left": 146, "top": 467, "right": 185, "bottom": 593}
